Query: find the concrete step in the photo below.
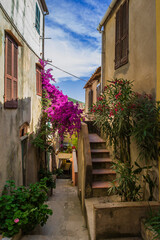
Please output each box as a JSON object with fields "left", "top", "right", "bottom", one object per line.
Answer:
{"left": 89, "top": 133, "right": 105, "bottom": 143}
{"left": 92, "top": 158, "right": 113, "bottom": 169}
{"left": 92, "top": 181, "right": 118, "bottom": 197}
{"left": 92, "top": 169, "right": 116, "bottom": 181}
{"left": 91, "top": 149, "right": 110, "bottom": 158}
{"left": 92, "top": 181, "right": 113, "bottom": 189}
{"left": 90, "top": 142, "right": 106, "bottom": 149}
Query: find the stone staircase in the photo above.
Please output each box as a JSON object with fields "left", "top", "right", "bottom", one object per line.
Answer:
{"left": 89, "top": 133, "right": 116, "bottom": 197}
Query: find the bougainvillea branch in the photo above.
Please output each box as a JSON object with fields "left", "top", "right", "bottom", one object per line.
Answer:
{"left": 39, "top": 59, "right": 83, "bottom": 139}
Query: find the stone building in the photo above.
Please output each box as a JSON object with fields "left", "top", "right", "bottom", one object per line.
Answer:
{"left": 0, "top": 0, "right": 49, "bottom": 192}
{"left": 84, "top": 67, "right": 101, "bottom": 115}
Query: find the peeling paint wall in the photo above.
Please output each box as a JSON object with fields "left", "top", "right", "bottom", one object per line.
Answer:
{"left": 0, "top": 2, "right": 43, "bottom": 192}
{"left": 0, "top": 0, "right": 44, "bottom": 56}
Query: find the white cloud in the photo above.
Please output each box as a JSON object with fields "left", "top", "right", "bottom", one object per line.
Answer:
{"left": 44, "top": 0, "right": 108, "bottom": 83}
{"left": 45, "top": 26, "right": 100, "bottom": 82}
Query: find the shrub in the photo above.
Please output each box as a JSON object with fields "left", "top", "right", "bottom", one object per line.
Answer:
{"left": 0, "top": 180, "right": 53, "bottom": 238}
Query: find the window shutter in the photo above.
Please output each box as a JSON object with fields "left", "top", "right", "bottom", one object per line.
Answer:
{"left": 115, "top": 8, "right": 121, "bottom": 69}
{"left": 115, "top": 0, "right": 129, "bottom": 69}
{"left": 121, "top": 0, "right": 129, "bottom": 63}
{"left": 36, "top": 65, "right": 42, "bottom": 96}
{"left": 88, "top": 89, "right": 93, "bottom": 110}
{"left": 5, "top": 34, "right": 18, "bottom": 109}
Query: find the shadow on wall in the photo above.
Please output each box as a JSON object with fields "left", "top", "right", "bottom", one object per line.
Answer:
{"left": 0, "top": 97, "right": 42, "bottom": 192}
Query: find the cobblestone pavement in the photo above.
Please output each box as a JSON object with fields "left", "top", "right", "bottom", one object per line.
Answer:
{"left": 21, "top": 179, "right": 89, "bottom": 240}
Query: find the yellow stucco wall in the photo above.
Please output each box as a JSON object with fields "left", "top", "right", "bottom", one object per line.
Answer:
{"left": 156, "top": 0, "right": 160, "bottom": 200}
{"left": 103, "top": 0, "right": 157, "bottom": 96}
{"left": 102, "top": 0, "right": 159, "bottom": 199}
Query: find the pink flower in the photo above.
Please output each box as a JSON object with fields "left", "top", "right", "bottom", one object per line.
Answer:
{"left": 14, "top": 218, "right": 19, "bottom": 223}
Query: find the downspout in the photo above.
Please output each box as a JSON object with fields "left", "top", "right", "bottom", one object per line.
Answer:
{"left": 97, "top": 0, "right": 118, "bottom": 92}
{"left": 42, "top": 11, "right": 49, "bottom": 60}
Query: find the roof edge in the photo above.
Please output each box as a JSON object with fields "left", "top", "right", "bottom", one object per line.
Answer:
{"left": 97, "top": 0, "right": 118, "bottom": 32}
{"left": 40, "top": 0, "right": 49, "bottom": 14}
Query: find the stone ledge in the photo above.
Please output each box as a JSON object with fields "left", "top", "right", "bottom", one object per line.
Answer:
{"left": 94, "top": 201, "right": 160, "bottom": 239}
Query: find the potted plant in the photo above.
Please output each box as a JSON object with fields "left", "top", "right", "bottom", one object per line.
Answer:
{"left": 0, "top": 179, "right": 52, "bottom": 239}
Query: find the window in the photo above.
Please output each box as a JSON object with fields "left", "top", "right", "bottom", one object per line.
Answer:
{"left": 4, "top": 34, "right": 18, "bottom": 109}
{"left": 115, "top": 0, "right": 129, "bottom": 69}
{"left": 88, "top": 89, "right": 93, "bottom": 110}
{"left": 96, "top": 83, "right": 101, "bottom": 99}
{"left": 35, "top": 3, "right": 40, "bottom": 34}
{"left": 36, "top": 64, "right": 42, "bottom": 96}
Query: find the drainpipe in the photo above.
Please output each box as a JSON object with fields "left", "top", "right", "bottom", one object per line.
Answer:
{"left": 97, "top": 0, "right": 118, "bottom": 33}
{"left": 42, "top": 11, "right": 49, "bottom": 60}
{"left": 101, "top": 29, "right": 105, "bottom": 93}
{"left": 97, "top": 0, "right": 118, "bottom": 93}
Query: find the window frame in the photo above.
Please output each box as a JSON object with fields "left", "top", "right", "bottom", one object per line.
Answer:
{"left": 4, "top": 33, "right": 18, "bottom": 109}
{"left": 115, "top": 0, "right": 129, "bottom": 69}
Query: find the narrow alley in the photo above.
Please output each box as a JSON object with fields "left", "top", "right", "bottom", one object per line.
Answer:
{"left": 21, "top": 179, "right": 89, "bottom": 240}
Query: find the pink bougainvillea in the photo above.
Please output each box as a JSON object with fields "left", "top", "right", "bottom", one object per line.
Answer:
{"left": 39, "top": 60, "right": 83, "bottom": 139}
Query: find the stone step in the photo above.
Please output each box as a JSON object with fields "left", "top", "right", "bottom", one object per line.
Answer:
{"left": 89, "top": 133, "right": 105, "bottom": 143}
{"left": 92, "top": 158, "right": 113, "bottom": 169}
{"left": 90, "top": 142, "right": 106, "bottom": 149}
{"left": 92, "top": 169, "right": 116, "bottom": 181}
{"left": 92, "top": 181, "right": 113, "bottom": 189}
{"left": 92, "top": 181, "right": 118, "bottom": 197}
{"left": 91, "top": 149, "right": 110, "bottom": 158}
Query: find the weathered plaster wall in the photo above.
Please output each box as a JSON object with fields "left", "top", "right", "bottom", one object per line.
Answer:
{"left": 0, "top": 7, "right": 42, "bottom": 192}
{"left": 0, "top": 0, "right": 43, "bottom": 56}
{"left": 103, "top": 0, "right": 156, "bottom": 96}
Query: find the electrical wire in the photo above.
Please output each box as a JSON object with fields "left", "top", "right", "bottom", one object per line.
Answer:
{"left": 47, "top": 62, "right": 88, "bottom": 82}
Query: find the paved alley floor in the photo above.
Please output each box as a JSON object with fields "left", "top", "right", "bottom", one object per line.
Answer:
{"left": 21, "top": 179, "right": 89, "bottom": 240}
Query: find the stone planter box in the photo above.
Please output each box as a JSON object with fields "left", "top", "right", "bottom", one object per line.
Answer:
{"left": 93, "top": 201, "right": 160, "bottom": 239}
{"left": 0, "top": 230, "right": 22, "bottom": 240}
{"left": 141, "top": 218, "right": 160, "bottom": 240}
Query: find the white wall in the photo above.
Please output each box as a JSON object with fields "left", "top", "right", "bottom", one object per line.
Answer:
{"left": 0, "top": 0, "right": 44, "bottom": 56}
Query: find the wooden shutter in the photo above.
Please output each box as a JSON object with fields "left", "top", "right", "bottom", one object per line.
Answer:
{"left": 36, "top": 65, "right": 42, "bottom": 96}
{"left": 121, "top": 0, "right": 129, "bottom": 64}
{"left": 5, "top": 34, "right": 18, "bottom": 108}
{"left": 115, "top": 8, "right": 121, "bottom": 69}
{"left": 88, "top": 89, "right": 93, "bottom": 110}
{"left": 36, "top": 3, "right": 40, "bottom": 34}
{"left": 115, "top": 0, "right": 129, "bottom": 69}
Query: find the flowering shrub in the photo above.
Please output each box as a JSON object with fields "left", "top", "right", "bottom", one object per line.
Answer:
{"left": 91, "top": 78, "right": 160, "bottom": 201}
{"left": 91, "top": 79, "right": 134, "bottom": 163}
{"left": 39, "top": 60, "right": 83, "bottom": 140}
{"left": 0, "top": 179, "right": 52, "bottom": 238}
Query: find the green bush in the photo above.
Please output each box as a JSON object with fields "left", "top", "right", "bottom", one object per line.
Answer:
{"left": 0, "top": 179, "right": 53, "bottom": 238}
{"left": 39, "top": 168, "right": 56, "bottom": 189}
{"left": 145, "top": 209, "right": 160, "bottom": 239}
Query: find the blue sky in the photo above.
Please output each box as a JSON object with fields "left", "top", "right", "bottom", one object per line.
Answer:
{"left": 45, "top": 0, "right": 112, "bottom": 102}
